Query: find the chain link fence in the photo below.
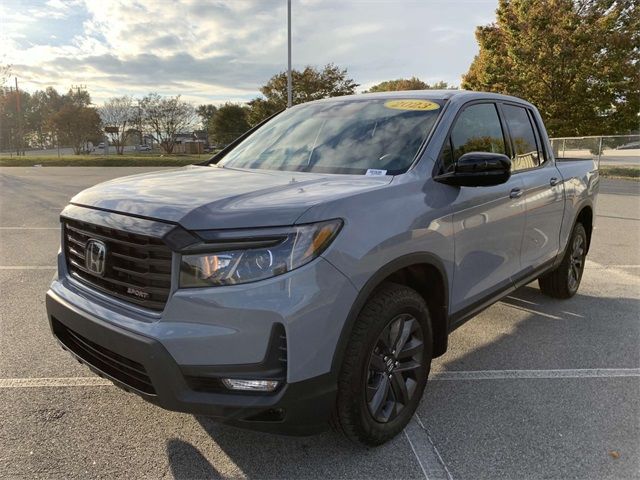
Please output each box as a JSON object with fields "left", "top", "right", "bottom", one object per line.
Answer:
{"left": 550, "top": 134, "right": 639, "bottom": 166}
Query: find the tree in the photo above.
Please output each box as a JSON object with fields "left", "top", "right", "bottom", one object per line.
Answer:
{"left": 365, "top": 78, "right": 455, "bottom": 92}
{"left": 0, "top": 88, "right": 31, "bottom": 153}
{"left": 246, "top": 97, "right": 280, "bottom": 127}
{"left": 65, "top": 87, "right": 92, "bottom": 107}
{"left": 49, "top": 103, "right": 102, "bottom": 154}
{"left": 139, "top": 93, "right": 196, "bottom": 154}
{"left": 196, "top": 104, "right": 217, "bottom": 129}
{"left": 27, "top": 87, "right": 63, "bottom": 149}
{"left": 247, "top": 64, "right": 358, "bottom": 125}
{"left": 0, "top": 63, "right": 11, "bottom": 87}
{"left": 210, "top": 103, "right": 250, "bottom": 146}
{"left": 99, "top": 96, "right": 136, "bottom": 154}
{"left": 462, "top": 0, "right": 639, "bottom": 136}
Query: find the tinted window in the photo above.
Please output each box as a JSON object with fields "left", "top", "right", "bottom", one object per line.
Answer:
{"left": 219, "top": 99, "right": 443, "bottom": 175}
{"left": 503, "top": 104, "right": 541, "bottom": 171}
{"left": 528, "top": 110, "right": 546, "bottom": 164}
{"left": 438, "top": 138, "right": 454, "bottom": 172}
{"left": 449, "top": 103, "right": 506, "bottom": 167}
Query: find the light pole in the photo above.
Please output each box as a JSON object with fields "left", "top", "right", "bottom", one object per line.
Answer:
{"left": 287, "top": 0, "right": 292, "bottom": 108}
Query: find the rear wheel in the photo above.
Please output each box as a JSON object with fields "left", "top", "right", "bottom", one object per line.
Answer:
{"left": 332, "top": 282, "right": 433, "bottom": 446}
{"left": 539, "top": 223, "right": 587, "bottom": 299}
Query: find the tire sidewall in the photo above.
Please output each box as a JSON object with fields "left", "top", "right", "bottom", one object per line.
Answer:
{"left": 341, "top": 284, "right": 433, "bottom": 444}
{"left": 565, "top": 223, "right": 587, "bottom": 295}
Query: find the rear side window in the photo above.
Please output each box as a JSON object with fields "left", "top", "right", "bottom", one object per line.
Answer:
{"left": 441, "top": 103, "right": 506, "bottom": 172}
{"left": 528, "top": 110, "right": 547, "bottom": 164}
{"left": 503, "top": 104, "right": 542, "bottom": 171}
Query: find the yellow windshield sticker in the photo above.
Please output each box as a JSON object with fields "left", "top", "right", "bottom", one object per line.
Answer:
{"left": 384, "top": 99, "right": 440, "bottom": 111}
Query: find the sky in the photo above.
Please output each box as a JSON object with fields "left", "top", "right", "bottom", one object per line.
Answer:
{"left": 0, "top": 0, "right": 499, "bottom": 106}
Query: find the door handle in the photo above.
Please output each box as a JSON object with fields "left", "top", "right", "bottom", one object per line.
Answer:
{"left": 509, "top": 188, "right": 523, "bottom": 199}
{"left": 550, "top": 177, "right": 560, "bottom": 186}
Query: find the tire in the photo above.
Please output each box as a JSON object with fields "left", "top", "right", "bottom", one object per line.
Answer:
{"left": 538, "top": 223, "right": 587, "bottom": 299}
{"left": 332, "top": 282, "right": 433, "bottom": 446}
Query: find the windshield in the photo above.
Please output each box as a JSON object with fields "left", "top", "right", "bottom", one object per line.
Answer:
{"left": 218, "top": 98, "right": 444, "bottom": 175}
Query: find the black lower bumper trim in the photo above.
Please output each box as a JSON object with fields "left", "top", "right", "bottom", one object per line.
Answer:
{"left": 45, "top": 290, "right": 337, "bottom": 435}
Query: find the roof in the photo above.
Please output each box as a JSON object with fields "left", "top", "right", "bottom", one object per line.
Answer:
{"left": 306, "top": 89, "right": 535, "bottom": 109}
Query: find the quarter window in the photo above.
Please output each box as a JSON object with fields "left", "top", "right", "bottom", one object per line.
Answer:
{"left": 440, "top": 103, "right": 506, "bottom": 172}
{"left": 528, "top": 110, "right": 546, "bottom": 164}
{"left": 503, "top": 104, "right": 542, "bottom": 171}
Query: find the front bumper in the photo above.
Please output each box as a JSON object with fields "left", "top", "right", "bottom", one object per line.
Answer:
{"left": 47, "top": 290, "right": 337, "bottom": 435}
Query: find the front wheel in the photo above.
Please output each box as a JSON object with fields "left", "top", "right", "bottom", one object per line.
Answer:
{"left": 332, "top": 282, "right": 433, "bottom": 446}
{"left": 539, "top": 222, "right": 588, "bottom": 299}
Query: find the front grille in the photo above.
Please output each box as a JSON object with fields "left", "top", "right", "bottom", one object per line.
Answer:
{"left": 63, "top": 218, "right": 172, "bottom": 311}
{"left": 52, "top": 318, "right": 156, "bottom": 395}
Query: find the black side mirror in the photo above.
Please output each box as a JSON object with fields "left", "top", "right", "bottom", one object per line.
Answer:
{"left": 434, "top": 152, "right": 511, "bottom": 187}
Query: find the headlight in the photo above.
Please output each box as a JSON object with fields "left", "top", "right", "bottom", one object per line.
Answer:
{"left": 179, "top": 219, "right": 342, "bottom": 288}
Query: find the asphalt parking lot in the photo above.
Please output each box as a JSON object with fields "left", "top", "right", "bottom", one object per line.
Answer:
{"left": 0, "top": 167, "right": 638, "bottom": 480}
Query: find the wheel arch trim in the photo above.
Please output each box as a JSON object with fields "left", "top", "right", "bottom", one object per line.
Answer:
{"left": 330, "top": 253, "right": 450, "bottom": 376}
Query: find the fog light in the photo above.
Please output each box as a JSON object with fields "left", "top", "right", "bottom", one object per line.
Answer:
{"left": 222, "top": 378, "right": 279, "bottom": 392}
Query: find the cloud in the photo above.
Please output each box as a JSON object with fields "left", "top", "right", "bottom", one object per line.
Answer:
{"left": 1, "top": 0, "right": 499, "bottom": 105}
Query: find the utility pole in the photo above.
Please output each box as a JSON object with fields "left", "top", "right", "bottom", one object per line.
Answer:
{"left": 287, "top": 0, "right": 292, "bottom": 108}
{"left": 15, "top": 77, "right": 22, "bottom": 156}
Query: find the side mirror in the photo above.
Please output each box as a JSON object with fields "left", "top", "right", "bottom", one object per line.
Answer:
{"left": 434, "top": 152, "right": 511, "bottom": 187}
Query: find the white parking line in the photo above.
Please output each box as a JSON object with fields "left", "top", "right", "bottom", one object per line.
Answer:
{"left": 585, "top": 260, "right": 640, "bottom": 268}
{"left": 0, "top": 377, "right": 112, "bottom": 388}
{"left": 501, "top": 302, "right": 564, "bottom": 320}
{"left": 0, "top": 266, "right": 56, "bottom": 270}
{"left": 585, "top": 261, "right": 640, "bottom": 284}
{"left": 2, "top": 369, "right": 637, "bottom": 390}
{"left": 403, "top": 414, "right": 454, "bottom": 480}
{"left": 0, "top": 227, "right": 60, "bottom": 230}
{"left": 415, "top": 414, "right": 454, "bottom": 480}
{"left": 596, "top": 214, "right": 640, "bottom": 221}
{"left": 403, "top": 428, "right": 432, "bottom": 480}
{"left": 429, "top": 368, "right": 640, "bottom": 381}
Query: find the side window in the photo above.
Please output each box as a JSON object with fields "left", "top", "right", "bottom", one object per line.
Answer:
{"left": 528, "top": 110, "right": 547, "bottom": 164}
{"left": 438, "top": 137, "right": 454, "bottom": 173}
{"left": 439, "top": 103, "right": 506, "bottom": 173}
{"left": 502, "top": 104, "right": 541, "bottom": 171}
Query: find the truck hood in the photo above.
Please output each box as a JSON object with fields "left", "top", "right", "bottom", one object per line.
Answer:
{"left": 70, "top": 165, "right": 393, "bottom": 230}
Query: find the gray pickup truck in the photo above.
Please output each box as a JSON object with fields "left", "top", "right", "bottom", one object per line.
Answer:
{"left": 46, "top": 90, "right": 598, "bottom": 446}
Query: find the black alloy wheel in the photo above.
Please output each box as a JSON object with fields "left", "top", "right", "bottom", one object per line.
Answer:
{"left": 365, "top": 313, "right": 424, "bottom": 423}
{"left": 567, "top": 233, "right": 585, "bottom": 293}
{"left": 538, "top": 222, "right": 588, "bottom": 299}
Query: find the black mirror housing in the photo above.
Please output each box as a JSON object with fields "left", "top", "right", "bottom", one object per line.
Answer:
{"left": 434, "top": 152, "right": 511, "bottom": 187}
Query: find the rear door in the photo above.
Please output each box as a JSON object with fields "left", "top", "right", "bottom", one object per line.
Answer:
{"left": 500, "top": 103, "right": 564, "bottom": 271}
{"left": 441, "top": 102, "right": 527, "bottom": 316}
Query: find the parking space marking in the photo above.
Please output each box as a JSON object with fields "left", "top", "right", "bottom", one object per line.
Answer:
{"left": 403, "top": 429, "right": 431, "bottom": 480}
{"left": 501, "top": 301, "right": 564, "bottom": 320}
{"left": 404, "top": 414, "right": 453, "bottom": 480}
{"left": 416, "top": 413, "right": 455, "bottom": 480}
{"left": 3, "top": 369, "right": 637, "bottom": 390}
{"left": 0, "top": 227, "right": 60, "bottom": 230}
{"left": 429, "top": 368, "right": 640, "bottom": 381}
{"left": 0, "top": 266, "right": 56, "bottom": 270}
{"left": 0, "top": 377, "right": 112, "bottom": 388}
{"left": 586, "top": 264, "right": 640, "bottom": 268}
{"left": 585, "top": 260, "right": 640, "bottom": 283}
{"left": 596, "top": 214, "right": 640, "bottom": 221}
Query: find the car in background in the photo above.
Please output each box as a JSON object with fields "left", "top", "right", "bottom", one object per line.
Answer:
{"left": 138, "top": 145, "right": 152, "bottom": 152}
